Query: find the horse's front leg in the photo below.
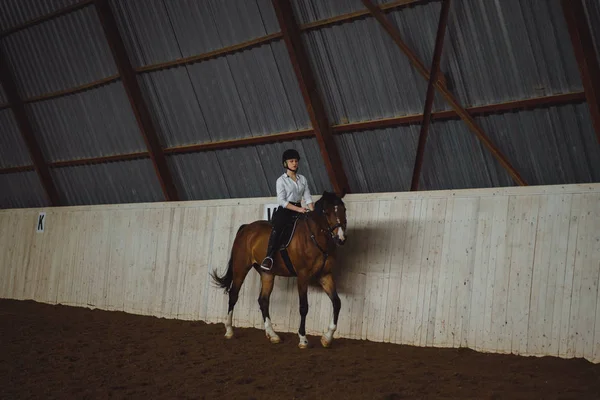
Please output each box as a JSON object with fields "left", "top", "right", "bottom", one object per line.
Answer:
{"left": 297, "top": 277, "right": 309, "bottom": 349}
{"left": 319, "top": 273, "right": 341, "bottom": 348}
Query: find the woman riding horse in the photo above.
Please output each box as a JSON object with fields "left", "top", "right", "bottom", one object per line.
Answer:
{"left": 260, "top": 149, "right": 314, "bottom": 271}
{"left": 210, "top": 149, "right": 348, "bottom": 349}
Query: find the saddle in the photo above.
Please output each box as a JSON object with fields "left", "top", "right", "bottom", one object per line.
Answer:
{"left": 272, "top": 214, "right": 302, "bottom": 276}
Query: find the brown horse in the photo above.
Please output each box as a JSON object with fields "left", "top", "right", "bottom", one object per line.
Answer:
{"left": 210, "top": 191, "right": 348, "bottom": 348}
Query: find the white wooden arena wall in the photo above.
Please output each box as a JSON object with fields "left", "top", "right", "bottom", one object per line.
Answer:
{"left": 1, "top": 183, "right": 599, "bottom": 363}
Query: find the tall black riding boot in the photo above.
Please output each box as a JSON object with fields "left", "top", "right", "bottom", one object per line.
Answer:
{"left": 260, "top": 228, "right": 280, "bottom": 271}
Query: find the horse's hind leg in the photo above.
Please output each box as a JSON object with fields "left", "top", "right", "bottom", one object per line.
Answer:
{"left": 297, "top": 277, "right": 310, "bottom": 349}
{"left": 319, "top": 273, "right": 341, "bottom": 348}
{"left": 224, "top": 262, "right": 253, "bottom": 339}
{"left": 258, "top": 272, "right": 280, "bottom": 344}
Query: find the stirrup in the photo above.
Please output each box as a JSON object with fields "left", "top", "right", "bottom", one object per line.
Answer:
{"left": 260, "top": 257, "right": 274, "bottom": 271}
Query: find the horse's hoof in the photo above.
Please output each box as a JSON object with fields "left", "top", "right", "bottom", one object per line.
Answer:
{"left": 268, "top": 335, "right": 281, "bottom": 344}
{"left": 298, "top": 333, "right": 309, "bottom": 349}
{"left": 320, "top": 336, "right": 331, "bottom": 348}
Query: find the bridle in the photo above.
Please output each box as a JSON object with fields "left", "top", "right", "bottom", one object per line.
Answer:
{"left": 323, "top": 205, "right": 346, "bottom": 239}
{"left": 300, "top": 204, "right": 345, "bottom": 239}
{"left": 299, "top": 204, "right": 346, "bottom": 268}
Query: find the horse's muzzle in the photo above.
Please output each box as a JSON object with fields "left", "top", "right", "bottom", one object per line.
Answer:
{"left": 332, "top": 224, "right": 346, "bottom": 246}
{"left": 335, "top": 235, "right": 346, "bottom": 246}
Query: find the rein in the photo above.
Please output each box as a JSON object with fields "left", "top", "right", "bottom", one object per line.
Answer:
{"left": 300, "top": 207, "right": 342, "bottom": 269}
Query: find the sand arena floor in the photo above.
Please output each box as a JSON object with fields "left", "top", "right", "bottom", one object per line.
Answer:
{"left": 1, "top": 299, "right": 599, "bottom": 399}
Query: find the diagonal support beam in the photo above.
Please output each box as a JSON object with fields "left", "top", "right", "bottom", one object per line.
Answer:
{"left": 362, "top": 0, "right": 527, "bottom": 186}
{"left": 411, "top": 0, "right": 451, "bottom": 191}
{"left": 272, "top": 0, "right": 351, "bottom": 195}
{"left": 561, "top": 0, "right": 600, "bottom": 144}
{"left": 94, "top": 0, "right": 179, "bottom": 201}
{"left": 0, "top": 47, "right": 61, "bottom": 206}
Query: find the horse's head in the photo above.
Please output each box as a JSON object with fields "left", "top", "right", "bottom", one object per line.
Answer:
{"left": 314, "top": 190, "right": 348, "bottom": 246}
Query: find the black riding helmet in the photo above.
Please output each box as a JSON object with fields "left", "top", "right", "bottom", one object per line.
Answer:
{"left": 282, "top": 149, "right": 300, "bottom": 168}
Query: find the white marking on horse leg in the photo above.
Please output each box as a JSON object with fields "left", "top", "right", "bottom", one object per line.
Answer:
{"left": 224, "top": 310, "right": 234, "bottom": 339}
{"left": 298, "top": 333, "right": 309, "bottom": 349}
{"left": 321, "top": 317, "right": 337, "bottom": 347}
{"left": 265, "top": 317, "right": 281, "bottom": 344}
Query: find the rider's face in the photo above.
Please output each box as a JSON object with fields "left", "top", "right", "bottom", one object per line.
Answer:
{"left": 286, "top": 158, "right": 298, "bottom": 170}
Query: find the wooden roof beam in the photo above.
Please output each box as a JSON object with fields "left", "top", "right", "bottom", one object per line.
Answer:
{"left": 3, "top": 89, "right": 584, "bottom": 131}
{"left": 332, "top": 92, "right": 587, "bottom": 133}
{"left": 0, "top": 91, "right": 586, "bottom": 177}
{"left": 164, "top": 130, "right": 315, "bottom": 155}
{"left": 136, "top": 0, "right": 424, "bottom": 74}
{"left": 562, "top": 0, "right": 600, "bottom": 144}
{"left": 362, "top": 0, "right": 527, "bottom": 186}
{"left": 0, "top": 47, "right": 62, "bottom": 206}
{"left": 300, "top": 0, "right": 424, "bottom": 31}
{"left": 0, "top": 91, "right": 585, "bottom": 176}
{"left": 272, "top": 0, "right": 351, "bottom": 195}
{"left": 24, "top": 75, "right": 120, "bottom": 104}
{"left": 94, "top": 0, "right": 179, "bottom": 201}
{"left": 411, "top": 0, "right": 451, "bottom": 191}
{"left": 0, "top": 165, "right": 36, "bottom": 175}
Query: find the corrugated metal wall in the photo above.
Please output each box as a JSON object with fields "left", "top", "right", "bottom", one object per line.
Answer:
{"left": 162, "top": 0, "right": 281, "bottom": 54}
{"left": 110, "top": 0, "right": 280, "bottom": 68}
{"left": 167, "top": 152, "right": 231, "bottom": 200}
{"left": 51, "top": 159, "right": 164, "bottom": 206}
{"left": 0, "top": 0, "right": 599, "bottom": 209}
{"left": 0, "top": 109, "right": 31, "bottom": 168}
{"left": 419, "top": 119, "right": 516, "bottom": 191}
{"left": 583, "top": 0, "right": 600, "bottom": 64}
{"left": 438, "top": 0, "right": 582, "bottom": 106}
{"left": 302, "top": 12, "right": 446, "bottom": 125}
{"left": 0, "top": 0, "right": 80, "bottom": 32}
{"left": 138, "top": 40, "right": 310, "bottom": 146}
{"left": 0, "top": 171, "right": 49, "bottom": 209}
{"left": 0, "top": 83, "right": 7, "bottom": 104}
{"left": 419, "top": 103, "right": 600, "bottom": 191}
{"left": 1, "top": 5, "right": 117, "bottom": 98}
{"left": 167, "top": 138, "right": 332, "bottom": 201}
{"left": 291, "top": 0, "right": 365, "bottom": 24}
{"left": 338, "top": 102, "right": 600, "bottom": 193}
{"left": 335, "top": 125, "right": 421, "bottom": 193}
{"left": 477, "top": 103, "right": 600, "bottom": 185}
{"left": 26, "top": 81, "right": 144, "bottom": 162}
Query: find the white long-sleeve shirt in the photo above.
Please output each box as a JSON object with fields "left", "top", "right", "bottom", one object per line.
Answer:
{"left": 276, "top": 173, "right": 313, "bottom": 208}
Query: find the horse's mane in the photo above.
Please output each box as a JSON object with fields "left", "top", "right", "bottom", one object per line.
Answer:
{"left": 314, "top": 191, "right": 344, "bottom": 214}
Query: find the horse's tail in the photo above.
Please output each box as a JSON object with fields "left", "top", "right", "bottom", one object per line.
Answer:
{"left": 210, "top": 257, "right": 234, "bottom": 293}
{"left": 210, "top": 224, "right": 247, "bottom": 293}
